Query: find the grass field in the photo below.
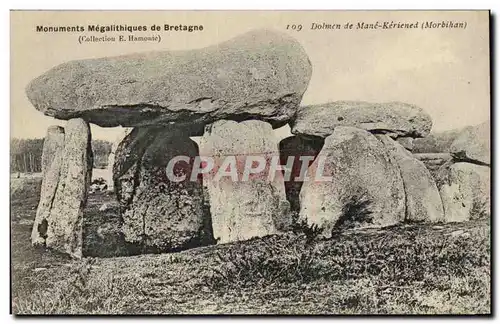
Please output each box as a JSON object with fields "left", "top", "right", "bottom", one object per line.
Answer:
{"left": 11, "top": 177, "right": 491, "bottom": 315}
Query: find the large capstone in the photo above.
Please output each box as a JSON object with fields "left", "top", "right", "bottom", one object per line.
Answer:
{"left": 200, "top": 120, "right": 290, "bottom": 244}
{"left": 377, "top": 135, "right": 445, "bottom": 222}
{"left": 32, "top": 126, "right": 65, "bottom": 246}
{"left": 437, "top": 162, "right": 490, "bottom": 222}
{"left": 450, "top": 121, "right": 490, "bottom": 165}
{"left": 299, "top": 127, "right": 405, "bottom": 237}
{"left": 279, "top": 136, "right": 324, "bottom": 212}
{"left": 26, "top": 30, "right": 312, "bottom": 132}
{"left": 291, "top": 101, "right": 432, "bottom": 139}
{"left": 44, "top": 118, "right": 93, "bottom": 258}
{"left": 114, "top": 127, "right": 211, "bottom": 252}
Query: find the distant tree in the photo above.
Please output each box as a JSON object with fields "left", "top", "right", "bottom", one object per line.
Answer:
{"left": 92, "top": 139, "right": 113, "bottom": 169}
{"left": 10, "top": 138, "right": 44, "bottom": 173}
{"left": 10, "top": 137, "right": 113, "bottom": 172}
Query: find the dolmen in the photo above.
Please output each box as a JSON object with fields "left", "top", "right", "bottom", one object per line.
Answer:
{"left": 26, "top": 28, "right": 490, "bottom": 258}
{"left": 284, "top": 101, "right": 446, "bottom": 237}
{"left": 27, "top": 29, "right": 312, "bottom": 257}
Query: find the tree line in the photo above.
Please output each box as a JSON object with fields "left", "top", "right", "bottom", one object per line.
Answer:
{"left": 11, "top": 138, "right": 112, "bottom": 173}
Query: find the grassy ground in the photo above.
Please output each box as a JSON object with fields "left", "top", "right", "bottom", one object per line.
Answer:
{"left": 11, "top": 178, "right": 491, "bottom": 315}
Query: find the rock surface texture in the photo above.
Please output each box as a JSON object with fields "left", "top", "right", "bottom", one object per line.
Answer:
{"left": 414, "top": 153, "right": 452, "bottom": 179}
{"left": 291, "top": 101, "right": 432, "bottom": 139}
{"left": 299, "top": 127, "right": 405, "bottom": 237}
{"left": 377, "top": 135, "right": 444, "bottom": 222}
{"left": 114, "top": 127, "right": 211, "bottom": 252}
{"left": 27, "top": 26, "right": 491, "bottom": 257}
{"left": 450, "top": 121, "right": 490, "bottom": 165}
{"left": 44, "top": 119, "right": 92, "bottom": 258}
{"left": 106, "top": 128, "right": 132, "bottom": 191}
{"left": 200, "top": 120, "right": 290, "bottom": 244}
{"left": 26, "top": 30, "right": 312, "bottom": 132}
{"left": 32, "top": 126, "right": 66, "bottom": 246}
{"left": 437, "top": 162, "right": 490, "bottom": 222}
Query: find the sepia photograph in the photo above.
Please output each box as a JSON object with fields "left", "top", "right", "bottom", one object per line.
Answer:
{"left": 10, "top": 10, "right": 491, "bottom": 315}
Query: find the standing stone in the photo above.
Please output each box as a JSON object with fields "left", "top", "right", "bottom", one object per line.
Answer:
{"left": 299, "top": 127, "right": 405, "bottom": 237}
{"left": 414, "top": 153, "right": 452, "bottom": 179}
{"left": 45, "top": 118, "right": 93, "bottom": 258}
{"left": 32, "top": 126, "right": 65, "bottom": 246}
{"left": 200, "top": 120, "right": 290, "bottom": 244}
{"left": 377, "top": 135, "right": 445, "bottom": 222}
{"left": 40, "top": 126, "right": 65, "bottom": 176}
{"left": 114, "top": 127, "right": 210, "bottom": 252}
{"left": 279, "top": 136, "right": 324, "bottom": 212}
{"left": 106, "top": 128, "right": 132, "bottom": 191}
{"left": 450, "top": 121, "right": 490, "bottom": 165}
{"left": 437, "top": 162, "right": 490, "bottom": 222}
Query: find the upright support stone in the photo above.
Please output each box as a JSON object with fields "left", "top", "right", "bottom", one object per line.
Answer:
{"left": 200, "top": 120, "right": 290, "bottom": 244}
{"left": 114, "top": 127, "right": 211, "bottom": 252}
{"left": 114, "top": 128, "right": 163, "bottom": 211}
{"left": 45, "top": 118, "right": 93, "bottom": 258}
{"left": 299, "top": 127, "right": 405, "bottom": 237}
{"left": 32, "top": 126, "right": 65, "bottom": 246}
{"left": 291, "top": 101, "right": 432, "bottom": 139}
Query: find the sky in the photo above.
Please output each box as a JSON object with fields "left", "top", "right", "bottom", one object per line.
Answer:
{"left": 10, "top": 10, "right": 490, "bottom": 142}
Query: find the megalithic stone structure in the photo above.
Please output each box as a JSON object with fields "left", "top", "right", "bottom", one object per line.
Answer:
{"left": 114, "top": 127, "right": 213, "bottom": 252}
{"left": 32, "top": 126, "right": 65, "bottom": 246}
{"left": 44, "top": 118, "right": 93, "bottom": 258}
{"left": 200, "top": 120, "right": 290, "bottom": 244}
{"left": 299, "top": 127, "right": 405, "bottom": 237}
